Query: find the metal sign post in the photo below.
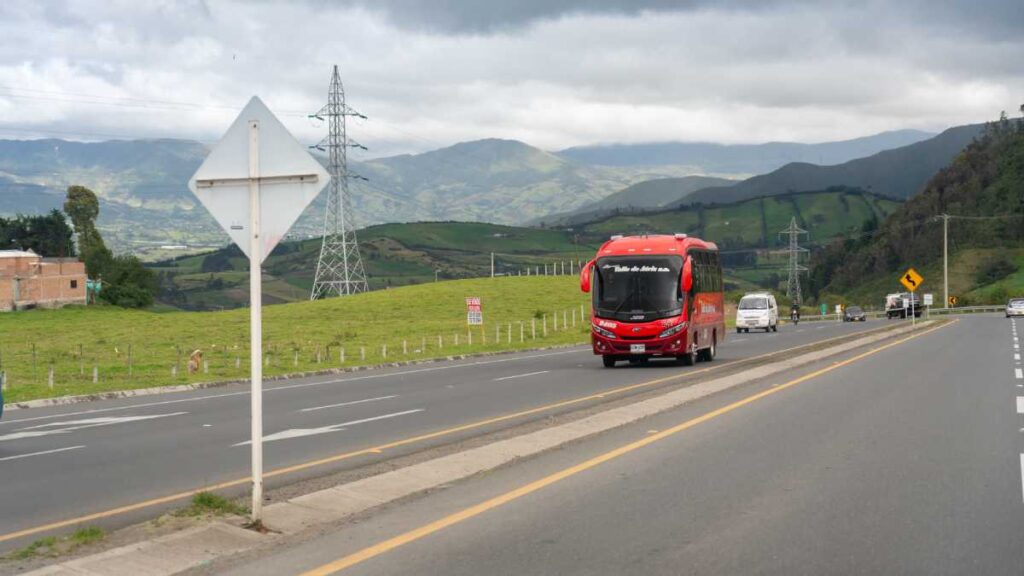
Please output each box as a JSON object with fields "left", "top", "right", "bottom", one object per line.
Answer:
{"left": 188, "top": 97, "right": 329, "bottom": 524}
{"left": 247, "top": 120, "right": 264, "bottom": 521}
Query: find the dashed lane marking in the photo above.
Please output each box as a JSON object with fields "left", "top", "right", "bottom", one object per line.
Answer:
{"left": 493, "top": 371, "right": 550, "bottom": 382}
{"left": 300, "top": 396, "right": 399, "bottom": 413}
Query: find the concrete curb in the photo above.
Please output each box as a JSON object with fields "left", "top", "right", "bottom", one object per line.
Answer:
{"left": 4, "top": 342, "right": 589, "bottom": 411}
{"left": 22, "top": 321, "right": 934, "bottom": 575}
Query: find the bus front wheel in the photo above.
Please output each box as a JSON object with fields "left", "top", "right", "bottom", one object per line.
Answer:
{"left": 677, "top": 345, "right": 698, "bottom": 366}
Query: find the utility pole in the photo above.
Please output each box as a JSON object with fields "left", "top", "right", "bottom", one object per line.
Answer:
{"left": 779, "top": 217, "right": 809, "bottom": 305}
{"left": 310, "top": 65, "right": 369, "bottom": 299}
{"left": 490, "top": 252, "right": 495, "bottom": 278}
{"left": 941, "top": 213, "right": 950, "bottom": 309}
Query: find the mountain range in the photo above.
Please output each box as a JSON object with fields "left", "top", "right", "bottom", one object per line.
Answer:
{"left": 557, "top": 129, "right": 935, "bottom": 173}
{"left": 0, "top": 127, "right": 967, "bottom": 256}
{"left": 673, "top": 124, "right": 984, "bottom": 207}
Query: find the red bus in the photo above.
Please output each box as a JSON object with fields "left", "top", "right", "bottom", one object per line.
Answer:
{"left": 580, "top": 234, "right": 725, "bottom": 368}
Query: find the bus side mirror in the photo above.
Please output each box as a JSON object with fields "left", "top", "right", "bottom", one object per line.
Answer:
{"left": 682, "top": 256, "right": 693, "bottom": 293}
{"left": 580, "top": 260, "right": 594, "bottom": 293}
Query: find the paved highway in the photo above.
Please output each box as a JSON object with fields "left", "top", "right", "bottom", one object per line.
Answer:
{"left": 0, "top": 319, "right": 882, "bottom": 549}
{"left": 213, "top": 315, "right": 1024, "bottom": 575}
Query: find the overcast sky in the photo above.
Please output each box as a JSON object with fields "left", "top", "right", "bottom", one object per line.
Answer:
{"left": 0, "top": 0, "right": 1021, "bottom": 157}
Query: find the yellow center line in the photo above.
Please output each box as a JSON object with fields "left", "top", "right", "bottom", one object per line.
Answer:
{"left": 0, "top": 322, "right": 908, "bottom": 545}
{"left": 299, "top": 320, "right": 954, "bottom": 576}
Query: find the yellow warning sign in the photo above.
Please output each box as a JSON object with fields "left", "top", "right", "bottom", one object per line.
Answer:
{"left": 900, "top": 268, "right": 923, "bottom": 292}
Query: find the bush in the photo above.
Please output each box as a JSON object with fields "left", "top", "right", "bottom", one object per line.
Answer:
{"left": 976, "top": 257, "right": 1018, "bottom": 285}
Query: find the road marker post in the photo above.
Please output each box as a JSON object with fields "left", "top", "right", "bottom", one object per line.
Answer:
{"left": 188, "top": 97, "right": 329, "bottom": 524}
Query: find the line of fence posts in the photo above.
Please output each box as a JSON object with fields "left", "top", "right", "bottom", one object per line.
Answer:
{"left": 2, "top": 303, "right": 591, "bottom": 397}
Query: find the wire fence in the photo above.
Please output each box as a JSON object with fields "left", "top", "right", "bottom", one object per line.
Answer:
{"left": 0, "top": 303, "right": 591, "bottom": 403}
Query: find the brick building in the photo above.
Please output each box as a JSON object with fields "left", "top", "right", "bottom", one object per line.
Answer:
{"left": 0, "top": 250, "right": 87, "bottom": 311}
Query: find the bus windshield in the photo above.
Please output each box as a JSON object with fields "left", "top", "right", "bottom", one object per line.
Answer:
{"left": 594, "top": 255, "right": 683, "bottom": 322}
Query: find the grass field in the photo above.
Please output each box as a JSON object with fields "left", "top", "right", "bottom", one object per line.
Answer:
{"left": 0, "top": 277, "right": 591, "bottom": 403}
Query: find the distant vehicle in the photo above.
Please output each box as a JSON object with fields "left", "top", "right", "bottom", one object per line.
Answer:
{"left": 1007, "top": 298, "right": 1024, "bottom": 318}
{"left": 735, "top": 292, "right": 779, "bottom": 333}
{"left": 843, "top": 305, "right": 867, "bottom": 322}
{"left": 580, "top": 233, "right": 725, "bottom": 368}
{"left": 885, "top": 292, "right": 922, "bottom": 319}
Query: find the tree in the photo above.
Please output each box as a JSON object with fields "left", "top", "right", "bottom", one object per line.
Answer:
{"left": 98, "top": 254, "right": 158, "bottom": 308}
{"left": 64, "top": 185, "right": 109, "bottom": 276}
{"left": 0, "top": 210, "right": 75, "bottom": 256}
{"left": 62, "top": 185, "right": 157, "bottom": 308}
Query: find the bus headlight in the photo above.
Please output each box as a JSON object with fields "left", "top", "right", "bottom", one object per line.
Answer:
{"left": 658, "top": 322, "right": 686, "bottom": 339}
{"left": 592, "top": 324, "right": 617, "bottom": 339}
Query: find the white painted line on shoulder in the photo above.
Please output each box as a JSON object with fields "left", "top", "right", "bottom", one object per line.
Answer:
{"left": 300, "top": 395, "right": 398, "bottom": 413}
{"left": 1016, "top": 368, "right": 1023, "bottom": 380}
{"left": 1017, "top": 397, "right": 1024, "bottom": 414}
{"left": 493, "top": 371, "right": 550, "bottom": 382}
{"left": 0, "top": 445, "right": 85, "bottom": 462}
{"left": 1015, "top": 353, "right": 1020, "bottom": 361}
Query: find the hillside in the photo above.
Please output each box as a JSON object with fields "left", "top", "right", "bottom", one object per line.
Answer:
{"left": 351, "top": 138, "right": 685, "bottom": 224}
{"left": 810, "top": 118, "right": 1024, "bottom": 304}
{"left": 558, "top": 130, "right": 935, "bottom": 173}
{"left": 536, "top": 175, "right": 737, "bottom": 226}
{"left": 0, "top": 138, "right": 224, "bottom": 254}
{"left": 674, "top": 124, "right": 985, "bottom": 207}
{"left": 151, "top": 221, "right": 596, "bottom": 310}
{"left": 578, "top": 187, "right": 900, "bottom": 250}
{"left": 151, "top": 189, "right": 900, "bottom": 310}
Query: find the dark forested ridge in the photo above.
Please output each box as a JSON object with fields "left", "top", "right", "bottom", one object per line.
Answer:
{"left": 809, "top": 116, "right": 1024, "bottom": 299}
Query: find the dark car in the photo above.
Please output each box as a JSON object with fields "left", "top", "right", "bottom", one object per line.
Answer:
{"left": 843, "top": 305, "right": 867, "bottom": 322}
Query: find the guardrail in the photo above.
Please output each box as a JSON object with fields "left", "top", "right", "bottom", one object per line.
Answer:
{"left": 790, "top": 305, "right": 1006, "bottom": 323}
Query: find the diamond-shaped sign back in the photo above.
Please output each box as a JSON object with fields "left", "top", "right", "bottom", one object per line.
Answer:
{"left": 188, "top": 96, "right": 329, "bottom": 262}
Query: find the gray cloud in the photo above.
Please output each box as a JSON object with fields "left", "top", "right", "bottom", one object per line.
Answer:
{"left": 0, "top": 0, "right": 1021, "bottom": 158}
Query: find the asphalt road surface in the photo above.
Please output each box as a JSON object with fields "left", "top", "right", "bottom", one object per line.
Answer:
{"left": 215, "top": 315, "right": 1024, "bottom": 576}
{"left": 0, "top": 319, "right": 882, "bottom": 549}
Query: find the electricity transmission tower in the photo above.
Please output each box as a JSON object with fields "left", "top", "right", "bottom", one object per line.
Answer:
{"left": 779, "top": 217, "right": 809, "bottom": 305}
{"left": 310, "top": 65, "right": 369, "bottom": 299}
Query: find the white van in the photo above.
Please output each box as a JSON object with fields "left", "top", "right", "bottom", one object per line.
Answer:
{"left": 735, "top": 292, "right": 778, "bottom": 333}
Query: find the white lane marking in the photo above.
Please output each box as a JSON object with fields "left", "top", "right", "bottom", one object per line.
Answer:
{"left": 493, "top": 371, "right": 550, "bottom": 382}
{"left": 1020, "top": 454, "right": 1024, "bottom": 503}
{"left": 0, "top": 445, "right": 85, "bottom": 462}
{"left": 233, "top": 409, "right": 424, "bottom": 446}
{"left": 1016, "top": 368, "right": 1023, "bottom": 380}
{"left": 731, "top": 338, "right": 748, "bottom": 342}
{"left": 1015, "top": 353, "right": 1020, "bottom": 361}
{"left": 1, "top": 349, "right": 587, "bottom": 426}
{"left": 299, "top": 395, "right": 398, "bottom": 413}
{"left": 1017, "top": 397, "right": 1024, "bottom": 414}
{"left": 0, "top": 412, "right": 188, "bottom": 442}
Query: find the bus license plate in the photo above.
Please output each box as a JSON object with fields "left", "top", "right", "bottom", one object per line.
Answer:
{"left": 630, "top": 344, "right": 646, "bottom": 354}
